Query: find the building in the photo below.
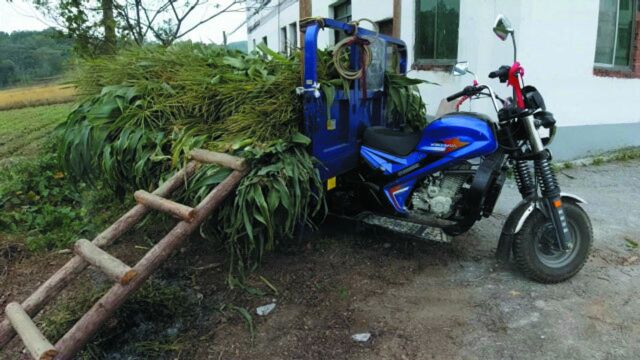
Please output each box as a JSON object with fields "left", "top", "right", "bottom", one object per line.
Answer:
{"left": 247, "top": 0, "right": 640, "bottom": 160}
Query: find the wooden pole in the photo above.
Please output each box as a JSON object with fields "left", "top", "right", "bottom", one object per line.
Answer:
{"left": 299, "top": 0, "right": 312, "bottom": 82}
{"left": 0, "top": 162, "right": 198, "bottom": 349}
{"left": 393, "top": 0, "right": 402, "bottom": 38}
{"left": 5, "top": 303, "right": 57, "bottom": 360}
{"left": 190, "top": 149, "right": 247, "bottom": 171}
{"left": 54, "top": 169, "right": 247, "bottom": 359}
{"left": 134, "top": 190, "right": 196, "bottom": 222}
{"left": 74, "top": 240, "right": 137, "bottom": 285}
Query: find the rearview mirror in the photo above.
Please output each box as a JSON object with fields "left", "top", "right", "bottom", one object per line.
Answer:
{"left": 493, "top": 15, "right": 514, "bottom": 41}
{"left": 452, "top": 61, "right": 469, "bottom": 76}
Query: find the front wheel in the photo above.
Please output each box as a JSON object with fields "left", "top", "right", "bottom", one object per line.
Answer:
{"left": 513, "top": 201, "right": 592, "bottom": 283}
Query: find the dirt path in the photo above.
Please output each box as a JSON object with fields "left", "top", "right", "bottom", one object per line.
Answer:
{"left": 2, "top": 160, "right": 639, "bottom": 359}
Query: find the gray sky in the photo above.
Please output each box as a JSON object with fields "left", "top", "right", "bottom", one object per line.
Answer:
{"left": 0, "top": 0, "right": 248, "bottom": 44}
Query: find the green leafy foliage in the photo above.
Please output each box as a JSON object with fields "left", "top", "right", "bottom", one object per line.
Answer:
{"left": 385, "top": 72, "right": 436, "bottom": 130}
{"left": 56, "top": 43, "right": 324, "bottom": 276}
{"left": 0, "top": 154, "right": 120, "bottom": 250}
{"left": 231, "top": 305, "right": 255, "bottom": 340}
{"left": 55, "top": 42, "right": 429, "bottom": 276}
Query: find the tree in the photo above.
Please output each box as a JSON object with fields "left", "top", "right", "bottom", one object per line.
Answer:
{"left": 102, "top": 0, "right": 117, "bottom": 53}
{"left": 0, "top": 60, "right": 17, "bottom": 87}
{"left": 0, "top": 29, "right": 72, "bottom": 87}
{"left": 115, "top": 0, "right": 246, "bottom": 46}
{"left": 21, "top": 0, "right": 254, "bottom": 55}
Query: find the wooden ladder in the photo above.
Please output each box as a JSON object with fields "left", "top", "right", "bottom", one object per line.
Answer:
{"left": 0, "top": 149, "right": 248, "bottom": 360}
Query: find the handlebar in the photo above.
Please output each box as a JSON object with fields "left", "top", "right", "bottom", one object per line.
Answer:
{"left": 446, "top": 86, "right": 477, "bottom": 102}
{"left": 488, "top": 65, "right": 511, "bottom": 83}
{"left": 445, "top": 84, "right": 502, "bottom": 118}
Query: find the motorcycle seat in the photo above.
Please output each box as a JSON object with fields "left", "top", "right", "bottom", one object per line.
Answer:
{"left": 362, "top": 126, "right": 421, "bottom": 157}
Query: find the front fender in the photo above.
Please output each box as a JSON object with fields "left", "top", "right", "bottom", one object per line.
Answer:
{"left": 495, "top": 193, "right": 586, "bottom": 262}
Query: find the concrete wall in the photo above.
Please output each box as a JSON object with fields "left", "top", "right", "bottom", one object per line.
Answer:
{"left": 401, "top": 0, "right": 640, "bottom": 159}
{"left": 248, "top": 0, "right": 640, "bottom": 159}
{"left": 402, "top": 0, "right": 640, "bottom": 126}
{"left": 248, "top": 0, "right": 299, "bottom": 51}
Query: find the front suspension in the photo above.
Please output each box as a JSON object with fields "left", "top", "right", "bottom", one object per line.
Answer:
{"left": 534, "top": 154, "right": 573, "bottom": 250}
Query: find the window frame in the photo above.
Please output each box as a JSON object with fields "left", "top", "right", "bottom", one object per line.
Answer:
{"left": 414, "top": 0, "right": 461, "bottom": 66}
{"left": 332, "top": 0, "right": 352, "bottom": 44}
{"left": 594, "top": 0, "right": 638, "bottom": 71}
{"left": 280, "top": 26, "right": 288, "bottom": 54}
{"left": 377, "top": 18, "right": 395, "bottom": 36}
{"left": 288, "top": 22, "right": 298, "bottom": 51}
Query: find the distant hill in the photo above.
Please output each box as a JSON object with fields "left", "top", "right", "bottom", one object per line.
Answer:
{"left": 226, "top": 41, "right": 248, "bottom": 53}
{"left": 0, "top": 28, "right": 73, "bottom": 88}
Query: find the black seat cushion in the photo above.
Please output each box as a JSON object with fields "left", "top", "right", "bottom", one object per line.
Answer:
{"left": 363, "top": 126, "right": 422, "bottom": 157}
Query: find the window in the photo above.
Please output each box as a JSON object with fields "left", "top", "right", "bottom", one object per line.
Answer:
{"left": 415, "top": 0, "right": 460, "bottom": 65}
{"left": 594, "top": 0, "right": 637, "bottom": 68}
{"left": 288, "top": 22, "right": 298, "bottom": 51}
{"left": 332, "top": 1, "right": 352, "bottom": 43}
{"left": 280, "top": 26, "right": 288, "bottom": 54}
{"left": 377, "top": 18, "right": 394, "bottom": 36}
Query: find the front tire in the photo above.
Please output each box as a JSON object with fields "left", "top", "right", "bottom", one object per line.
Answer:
{"left": 513, "top": 201, "right": 592, "bottom": 283}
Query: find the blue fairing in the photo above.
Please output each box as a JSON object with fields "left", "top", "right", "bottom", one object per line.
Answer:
{"left": 360, "top": 146, "right": 429, "bottom": 175}
{"left": 362, "top": 114, "right": 498, "bottom": 213}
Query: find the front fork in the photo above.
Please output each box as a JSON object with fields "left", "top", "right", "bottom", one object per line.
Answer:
{"left": 515, "top": 115, "right": 573, "bottom": 250}
{"left": 535, "top": 158, "right": 573, "bottom": 250}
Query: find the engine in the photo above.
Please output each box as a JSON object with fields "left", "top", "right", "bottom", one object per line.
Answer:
{"left": 411, "top": 169, "right": 471, "bottom": 218}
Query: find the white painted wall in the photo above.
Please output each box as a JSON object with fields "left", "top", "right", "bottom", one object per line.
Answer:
{"left": 311, "top": 0, "right": 394, "bottom": 48}
{"left": 248, "top": 0, "right": 299, "bottom": 51}
{"left": 248, "top": 0, "right": 640, "bottom": 128}
{"left": 402, "top": 0, "right": 640, "bottom": 127}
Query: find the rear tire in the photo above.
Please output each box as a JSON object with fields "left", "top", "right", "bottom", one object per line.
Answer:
{"left": 513, "top": 201, "right": 592, "bottom": 283}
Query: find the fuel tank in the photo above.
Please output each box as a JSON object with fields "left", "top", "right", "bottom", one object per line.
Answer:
{"left": 418, "top": 112, "right": 498, "bottom": 159}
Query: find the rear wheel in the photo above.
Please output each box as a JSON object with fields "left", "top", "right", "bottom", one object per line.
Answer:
{"left": 513, "top": 201, "right": 592, "bottom": 283}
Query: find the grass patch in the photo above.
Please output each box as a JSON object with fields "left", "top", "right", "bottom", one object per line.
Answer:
{"left": 554, "top": 147, "right": 640, "bottom": 169}
{"left": 0, "top": 154, "right": 124, "bottom": 250}
{"left": 0, "top": 84, "right": 76, "bottom": 111}
{"left": 0, "top": 103, "right": 73, "bottom": 160}
{"left": 40, "top": 280, "right": 197, "bottom": 358}
{"left": 609, "top": 147, "right": 640, "bottom": 162}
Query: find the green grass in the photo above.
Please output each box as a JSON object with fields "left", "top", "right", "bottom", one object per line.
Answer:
{"left": 0, "top": 103, "right": 72, "bottom": 160}
{"left": 554, "top": 147, "right": 640, "bottom": 169}
{"left": 0, "top": 103, "right": 124, "bottom": 251}
{"left": 609, "top": 147, "right": 640, "bottom": 162}
{"left": 0, "top": 154, "right": 125, "bottom": 250}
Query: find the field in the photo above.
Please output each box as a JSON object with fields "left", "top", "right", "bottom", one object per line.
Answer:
{"left": 0, "top": 84, "right": 76, "bottom": 111}
{"left": 0, "top": 103, "right": 72, "bottom": 161}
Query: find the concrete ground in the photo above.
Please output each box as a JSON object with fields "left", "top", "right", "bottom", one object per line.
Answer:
{"left": 380, "top": 161, "right": 640, "bottom": 359}
{"left": 352, "top": 159, "right": 640, "bottom": 360}
{"left": 468, "top": 159, "right": 640, "bottom": 359}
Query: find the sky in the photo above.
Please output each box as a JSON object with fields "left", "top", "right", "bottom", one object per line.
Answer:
{"left": 0, "top": 0, "right": 248, "bottom": 44}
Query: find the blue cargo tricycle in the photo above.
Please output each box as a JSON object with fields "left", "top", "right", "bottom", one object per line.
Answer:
{"left": 299, "top": 16, "right": 592, "bottom": 283}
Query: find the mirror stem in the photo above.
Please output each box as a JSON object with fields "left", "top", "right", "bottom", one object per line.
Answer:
{"left": 511, "top": 31, "right": 517, "bottom": 62}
